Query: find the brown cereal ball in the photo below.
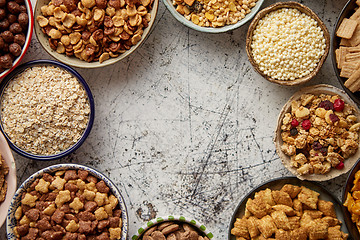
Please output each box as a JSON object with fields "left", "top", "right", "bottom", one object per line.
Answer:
{"left": 1, "top": 31, "right": 14, "bottom": 43}
{"left": 14, "top": 33, "right": 25, "bottom": 46}
{"left": 7, "top": 14, "right": 17, "bottom": 24}
{"left": 0, "top": 54, "right": 13, "bottom": 69}
{"left": 9, "top": 23, "right": 22, "bottom": 34}
{"left": 7, "top": 1, "right": 21, "bottom": 14}
{"left": 9, "top": 42, "right": 21, "bottom": 56}
{"left": 0, "top": 36, "right": 4, "bottom": 49}
{"left": 18, "top": 12, "right": 28, "bottom": 28}
{"left": 19, "top": 4, "right": 26, "bottom": 13}
{"left": 0, "top": 0, "right": 5, "bottom": 7}
{"left": 0, "top": 18, "right": 10, "bottom": 30}
{"left": 0, "top": 8, "right": 6, "bottom": 20}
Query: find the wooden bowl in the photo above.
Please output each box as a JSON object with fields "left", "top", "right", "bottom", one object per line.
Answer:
{"left": 274, "top": 84, "right": 360, "bottom": 181}
{"left": 246, "top": 2, "right": 330, "bottom": 86}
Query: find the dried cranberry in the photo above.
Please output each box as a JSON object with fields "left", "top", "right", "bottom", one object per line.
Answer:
{"left": 329, "top": 114, "right": 339, "bottom": 123}
{"left": 291, "top": 119, "right": 299, "bottom": 127}
{"left": 290, "top": 128, "right": 298, "bottom": 136}
{"left": 320, "top": 147, "right": 328, "bottom": 156}
{"left": 335, "top": 162, "right": 344, "bottom": 170}
{"left": 312, "top": 141, "right": 322, "bottom": 150}
{"left": 334, "top": 99, "right": 345, "bottom": 112}
{"left": 318, "top": 100, "right": 334, "bottom": 110}
{"left": 302, "top": 120, "right": 311, "bottom": 130}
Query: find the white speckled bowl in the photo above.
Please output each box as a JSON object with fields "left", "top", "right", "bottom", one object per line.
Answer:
{"left": 132, "top": 215, "right": 213, "bottom": 240}
{"left": 163, "top": 0, "right": 264, "bottom": 33}
{"left": 0, "top": 131, "right": 16, "bottom": 228}
{"left": 6, "top": 164, "right": 128, "bottom": 240}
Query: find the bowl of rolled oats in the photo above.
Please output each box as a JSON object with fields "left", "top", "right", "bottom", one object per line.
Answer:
{"left": 132, "top": 215, "right": 213, "bottom": 240}
{"left": 0, "top": 130, "right": 16, "bottom": 228}
{"left": 246, "top": 2, "right": 330, "bottom": 86}
{"left": 34, "top": 0, "right": 158, "bottom": 68}
{"left": 0, "top": 60, "right": 95, "bottom": 160}
{"left": 6, "top": 163, "right": 128, "bottom": 240}
{"left": 163, "top": 0, "right": 263, "bottom": 33}
{"left": 274, "top": 84, "right": 360, "bottom": 181}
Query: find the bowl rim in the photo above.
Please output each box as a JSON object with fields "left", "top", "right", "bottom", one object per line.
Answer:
{"left": 0, "top": 59, "right": 95, "bottom": 160}
{"left": 0, "top": 130, "right": 16, "bottom": 228}
{"left": 33, "top": 0, "right": 159, "bottom": 68}
{"left": 227, "top": 176, "right": 348, "bottom": 240}
{"left": 245, "top": 1, "right": 330, "bottom": 86}
{"left": 131, "top": 215, "right": 214, "bottom": 240}
{"left": 342, "top": 157, "right": 360, "bottom": 240}
{"left": 331, "top": 0, "right": 360, "bottom": 106}
{"left": 6, "top": 163, "right": 129, "bottom": 240}
{"left": 273, "top": 84, "right": 360, "bottom": 181}
{"left": 0, "top": 0, "right": 34, "bottom": 80}
{"left": 162, "top": 0, "right": 264, "bottom": 33}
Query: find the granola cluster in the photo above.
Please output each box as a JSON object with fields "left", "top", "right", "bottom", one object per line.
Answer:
{"left": 231, "top": 184, "right": 348, "bottom": 239}
{"left": 280, "top": 93, "right": 360, "bottom": 175}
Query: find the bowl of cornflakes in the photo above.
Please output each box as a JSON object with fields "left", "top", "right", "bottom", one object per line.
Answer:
{"left": 7, "top": 163, "right": 128, "bottom": 240}
{"left": 34, "top": 0, "right": 159, "bottom": 68}
{"left": 163, "top": 0, "right": 264, "bottom": 33}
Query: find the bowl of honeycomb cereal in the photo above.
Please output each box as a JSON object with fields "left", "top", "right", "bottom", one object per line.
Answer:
{"left": 274, "top": 84, "right": 360, "bottom": 181}
{"left": 163, "top": 0, "right": 264, "bottom": 33}
{"left": 6, "top": 163, "right": 128, "bottom": 240}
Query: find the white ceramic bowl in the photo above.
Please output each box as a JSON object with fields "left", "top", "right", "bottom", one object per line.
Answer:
{"left": 7, "top": 164, "right": 128, "bottom": 240}
{"left": 0, "top": 131, "right": 16, "bottom": 228}
{"left": 163, "top": 0, "right": 264, "bottom": 33}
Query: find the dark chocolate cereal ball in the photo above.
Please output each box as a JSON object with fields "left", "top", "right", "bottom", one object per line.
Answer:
{"left": 0, "top": 0, "right": 5, "bottom": 8}
{"left": 0, "top": 54, "right": 13, "bottom": 69}
{"left": 14, "top": 33, "right": 25, "bottom": 46}
{"left": 7, "top": 1, "right": 20, "bottom": 14}
{"left": 9, "top": 42, "right": 21, "bottom": 56}
{"left": 0, "top": 18, "right": 10, "bottom": 30}
{"left": 7, "top": 14, "right": 17, "bottom": 24}
{"left": 1, "top": 31, "right": 14, "bottom": 43}
{"left": 18, "top": 12, "right": 28, "bottom": 28}
{"left": 9, "top": 23, "right": 22, "bottom": 34}
{"left": 19, "top": 4, "right": 26, "bottom": 13}
{"left": 0, "top": 8, "right": 6, "bottom": 20}
{"left": 0, "top": 36, "right": 4, "bottom": 49}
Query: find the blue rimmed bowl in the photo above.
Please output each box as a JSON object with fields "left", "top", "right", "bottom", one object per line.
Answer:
{"left": 6, "top": 163, "right": 129, "bottom": 240}
{"left": 0, "top": 60, "right": 95, "bottom": 160}
{"left": 132, "top": 215, "right": 213, "bottom": 240}
{"left": 163, "top": 0, "right": 264, "bottom": 33}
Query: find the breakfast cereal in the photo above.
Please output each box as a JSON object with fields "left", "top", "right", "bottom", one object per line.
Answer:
{"left": 0, "top": 155, "right": 8, "bottom": 203}
{"left": 280, "top": 93, "right": 359, "bottom": 176}
{"left": 344, "top": 169, "right": 360, "bottom": 234}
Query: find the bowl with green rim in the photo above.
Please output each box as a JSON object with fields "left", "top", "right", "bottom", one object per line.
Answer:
{"left": 132, "top": 215, "right": 213, "bottom": 239}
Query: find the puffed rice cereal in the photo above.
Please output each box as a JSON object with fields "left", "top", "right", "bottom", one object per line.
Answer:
{"left": 0, "top": 65, "right": 90, "bottom": 156}
{"left": 173, "top": 0, "right": 258, "bottom": 27}
{"left": 280, "top": 93, "right": 359, "bottom": 175}
{"left": 251, "top": 8, "right": 326, "bottom": 81}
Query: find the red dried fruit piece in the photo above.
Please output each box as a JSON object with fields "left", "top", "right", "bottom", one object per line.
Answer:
{"left": 334, "top": 99, "right": 345, "bottom": 112}
{"left": 335, "top": 162, "right": 344, "bottom": 170}
{"left": 291, "top": 119, "right": 299, "bottom": 127}
{"left": 318, "top": 100, "right": 334, "bottom": 110}
{"left": 312, "top": 141, "right": 322, "bottom": 150}
{"left": 329, "top": 114, "right": 339, "bottom": 123}
{"left": 301, "top": 120, "right": 311, "bottom": 130}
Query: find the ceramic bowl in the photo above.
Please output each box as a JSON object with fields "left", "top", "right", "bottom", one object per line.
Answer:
{"left": 0, "top": 0, "right": 34, "bottom": 80}
{"left": 342, "top": 158, "right": 360, "bottom": 239}
{"left": 132, "top": 215, "right": 213, "bottom": 240}
{"left": 332, "top": 0, "right": 360, "bottom": 105}
{"left": 0, "top": 131, "right": 16, "bottom": 228}
{"left": 246, "top": 1, "right": 330, "bottom": 86}
{"left": 163, "top": 0, "right": 264, "bottom": 33}
{"left": 6, "top": 163, "right": 129, "bottom": 240}
{"left": 34, "top": 0, "right": 159, "bottom": 68}
{"left": 0, "top": 60, "right": 95, "bottom": 160}
{"left": 228, "top": 177, "right": 349, "bottom": 240}
{"left": 274, "top": 84, "right": 360, "bottom": 181}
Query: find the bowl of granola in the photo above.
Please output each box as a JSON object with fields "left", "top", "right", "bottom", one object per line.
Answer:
{"left": 0, "top": 60, "right": 95, "bottom": 160}
{"left": 7, "top": 163, "right": 128, "bottom": 240}
{"left": 163, "top": 0, "right": 264, "bottom": 33}
{"left": 132, "top": 215, "right": 213, "bottom": 240}
{"left": 229, "top": 177, "right": 349, "bottom": 240}
{"left": 34, "top": 0, "right": 159, "bottom": 68}
{"left": 274, "top": 84, "right": 360, "bottom": 181}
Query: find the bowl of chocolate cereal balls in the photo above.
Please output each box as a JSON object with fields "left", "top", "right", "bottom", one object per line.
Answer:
{"left": 0, "top": 0, "right": 34, "bottom": 79}
{"left": 6, "top": 163, "right": 128, "bottom": 240}
{"left": 246, "top": 2, "right": 330, "bottom": 85}
{"left": 0, "top": 60, "right": 95, "bottom": 160}
{"left": 163, "top": 0, "right": 264, "bottom": 33}
{"left": 34, "top": 0, "right": 159, "bottom": 68}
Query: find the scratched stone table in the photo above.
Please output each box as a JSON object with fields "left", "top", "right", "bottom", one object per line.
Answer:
{"left": 0, "top": 0, "right": 352, "bottom": 238}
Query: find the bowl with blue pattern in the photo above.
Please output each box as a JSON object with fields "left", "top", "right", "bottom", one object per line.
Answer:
{"left": 132, "top": 215, "right": 213, "bottom": 240}
{"left": 6, "top": 163, "right": 128, "bottom": 240}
